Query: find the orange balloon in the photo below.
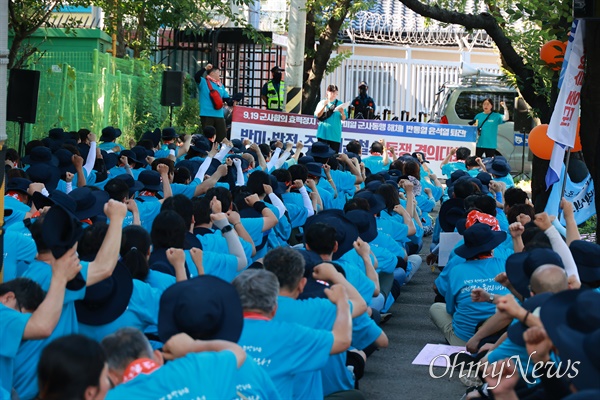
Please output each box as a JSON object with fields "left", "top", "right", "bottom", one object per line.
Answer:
{"left": 571, "top": 119, "right": 582, "bottom": 152}
{"left": 540, "top": 40, "right": 567, "bottom": 71}
{"left": 528, "top": 124, "right": 554, "bottom": 160}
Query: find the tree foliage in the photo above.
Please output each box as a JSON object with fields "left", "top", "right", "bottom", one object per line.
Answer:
{"left": 399, "top": 1, "right": 600, "bottom": 242}
{"left": 8, "top": 0, "right": 91, "bottom": 68}
{"left": 8, "top": 0, "right": 263, "bottom": 64}
{"left": 92, "top": 0, "right": 255, "bottom": 58}
{"left": 302, "top": 0, "right": 373, "bottom": 114}
{"left": 399, "top": 0, "right": 571, "bottom": 122}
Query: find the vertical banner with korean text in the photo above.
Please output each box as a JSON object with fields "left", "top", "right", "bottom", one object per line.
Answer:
{"left": 546, "top": 20, "right": 586, "bottom": 189}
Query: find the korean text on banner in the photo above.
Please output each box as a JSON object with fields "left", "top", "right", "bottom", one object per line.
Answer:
{"left": 230, "top": 106, "right": 477, "bottom": 177}
{"left": 546, "top": 19, "right": 585, "bottom": 190}
{"left": 545, "top": 165, "right": 596, "bottom": 226}
{"left": 547, "top": 20, "right": 585, "bottom": 147}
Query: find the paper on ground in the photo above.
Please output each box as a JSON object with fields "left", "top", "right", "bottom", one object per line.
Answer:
{"left": 412, "top": 344, "right": 469, "bottom": 367}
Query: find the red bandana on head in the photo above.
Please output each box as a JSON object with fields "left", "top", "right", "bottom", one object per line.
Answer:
{"left": 7, "top": 191, "right": 26, "bottom": 203}
{"left": 138, "top": 190, "right": 156, "bottom": 198}
{"left": 466, "top": 210, "right": 501, "bottom": 231}
{"left": 122, "top": 358, "right": 160, "bottom": 383}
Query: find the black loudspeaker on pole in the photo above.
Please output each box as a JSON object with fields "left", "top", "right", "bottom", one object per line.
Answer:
{"left": 161, "top": 71, "right": 184, "bottom": 107}
{"left": 7, "top": 69, "right": 41, "bottom": 156}
{"left": 161, "top": 71, "right": 184, "bottom": 126}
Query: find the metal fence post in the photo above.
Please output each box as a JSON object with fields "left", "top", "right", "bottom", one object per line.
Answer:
{"left": 116, "top": 70, "right": 123, "bottom": 128}
{"left": 60, "top": 63, "right": 69, "bottom": 128}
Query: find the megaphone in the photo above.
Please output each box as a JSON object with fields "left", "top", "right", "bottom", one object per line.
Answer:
{"left": 460, "top": 62, "right": 503, "bottom": 78}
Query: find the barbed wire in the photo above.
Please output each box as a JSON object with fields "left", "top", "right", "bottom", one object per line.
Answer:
{"left": 349, "top": 10, "right": 494, "bottom": 48}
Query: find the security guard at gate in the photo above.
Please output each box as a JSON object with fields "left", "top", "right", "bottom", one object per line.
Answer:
{"left": 350, "top": 81, "right": 376, "bottom": 119}
{"left": 261, "top": 65, "right": 286, "bottom": 111}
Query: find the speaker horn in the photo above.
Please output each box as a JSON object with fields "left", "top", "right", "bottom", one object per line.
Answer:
{"left": 460, "top": 63, "right": 503, "bottom": 78}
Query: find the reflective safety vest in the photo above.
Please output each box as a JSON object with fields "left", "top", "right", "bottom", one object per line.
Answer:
{"left": 266, "top": 80, "right": 285, "bottom": 111}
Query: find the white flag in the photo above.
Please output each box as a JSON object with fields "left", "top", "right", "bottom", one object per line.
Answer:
{"left": 547, "top": 20, "right": 585, "bottom": 147}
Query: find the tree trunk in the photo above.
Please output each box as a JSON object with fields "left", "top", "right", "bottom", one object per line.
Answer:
{"left": 7, "top": 35, "right": 25, "bottom": 69}
{"left": 302, "top": 11, "right": 318, "bottom": 115}
{"left": 132, "top": 9, "right": 146, "bottom": 59}
{"left": 580, "top": 20, "right": 600, "bottom": 243}
{"left": 302, "top": 0, "right": 353, "bottom": 115}
{"left": 116, "top": 17, "right": 127, "bottom": 58}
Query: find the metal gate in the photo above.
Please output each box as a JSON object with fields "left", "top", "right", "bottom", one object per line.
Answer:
{"left": 155, "top": 28, "right": 285, "bottom": 108}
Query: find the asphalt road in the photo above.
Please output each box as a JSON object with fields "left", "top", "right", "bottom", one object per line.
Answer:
{"left": 361, "top": 213, "right": 467, "bottom": 399}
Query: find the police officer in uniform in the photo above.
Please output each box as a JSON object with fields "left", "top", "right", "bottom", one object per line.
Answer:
{"left": 350, "top": 81, "right": 376, "bottom": 119}
{"left": 261, "top": 65, "right": 286, "bottom": 111}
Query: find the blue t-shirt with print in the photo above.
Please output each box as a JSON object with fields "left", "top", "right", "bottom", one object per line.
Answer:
{"left": 315, "top": 180, "right": 335, "bottom": 210}
{"left": 135, "top": 195, "right": 162, "bottom": 233}
{"left": 266, "top": 202, "right": 290, "bottom": 249}
{"left": 492, "top": 174, "right": 515, "bottom": 189}
{"left": 98, "top": 142, "right": 125, "bottom": 152}
{"left": 78, "top": 280, "right": 160, "bottom": 341}
{"left": 185, "top": 249, "right": 238, "bottom": 282}
{"left": 445, "top": 257, "right": 510, "bottom": 342}
{"left": 436, "top": 236, "right": 513, "bottom": 298}
{"left": 0, "top": 304, "right": 30, "bottom": 395}
{"left": 336, "top": 254, "right": 376, "bottom": 304}
{"left": 371, "top": 230, "right": 407, "bottom": 260}
{"left": 315, "top": 99, "right": 345, "bottom": 143}
{"left": 377, "top": 213, "right": 410, "bottom": 245}
{"left": 240, "top": 217, "right": 268, "bottom": 262}
{"left": 4, "top": 196, "right": 30, "bottom": 218}
{"left": 14, "top": 261, "right": 88, "bottom": 400}
{"left": 441, "top": 162, "right": 467, "bottom": 179}
{"left": 475, "top": 112, "right": 505, "bottom": 148}
{"left": 198, "top": 78, "right": 230, "bottom": 118}
{"left": 281, "top": 192, "right": 310, "bottom": 228}
{"left": 233, "top": 357, "right": 282, "bottom": 400}
{"left": 275, "top": 296, "right": 339, "bottom": 400}
{"left": 196, "top": 229, "right": 253, "bottom": 268}
{"left": 105, "top": 351, "right": 238, "bottom": 399}
{"left": 368, "top": 242, "right": 397, "bottom": 274}
{"left": 171, "top": 178, "right": 201, "bottom": 198}
{"left": 145, "top": 269, "right": 176, "bottom": 292}
{"left": 351, "top": 312, "right": 383, "bottom": 350}
{"left": 331, "top": 169, "right": 358, "bottom": 209}
{"left": 363, "top": 155, "right": 387, "bottom": 175}
{"left": 487, "top": 333, "right": 539, "bottom": 385}
{"left": 3, "top": 228, "right": 37, "bottom": 282}
{"left": 238, "top": 318, "right": 333, "bottom": 400}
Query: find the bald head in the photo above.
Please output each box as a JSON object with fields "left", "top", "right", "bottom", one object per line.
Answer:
{"left": 530, "top": 264, "right": 568, "bottom": 295}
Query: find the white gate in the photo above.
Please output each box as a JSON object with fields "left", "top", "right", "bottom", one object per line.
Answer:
{"left": 321, "top": 48, "right": 500, "bottom": 121}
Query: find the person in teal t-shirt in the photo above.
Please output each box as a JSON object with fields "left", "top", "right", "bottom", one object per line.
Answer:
{"left": 233, "top": 269, "right": 352, "bottom": 399}
{"left": 473, "top": 98, "right": 509, "bottom": 157}
{"left": 100, "top": 328, "right": 246, "bottom": 400}
{"left": 0, "top": 262, "right": 79, "bottom": 397}
{"left": 315, "top": 84, "right": 346, "bottom": 153}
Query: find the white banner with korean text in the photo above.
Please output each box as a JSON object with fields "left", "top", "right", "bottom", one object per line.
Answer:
{"left": 231, "top": 106, "right": 477, "bottom": 177}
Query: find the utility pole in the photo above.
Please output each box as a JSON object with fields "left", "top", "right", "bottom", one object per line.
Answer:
{"left": 0, "top": 0, "right": 8, "bottom": 280}
{"left": 285, "top": 0, "right": 307, "bottom": 114}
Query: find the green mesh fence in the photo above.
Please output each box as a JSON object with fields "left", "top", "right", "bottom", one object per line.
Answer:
{"left": 5, "top": 50, "right": 190, "bottom": 150}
